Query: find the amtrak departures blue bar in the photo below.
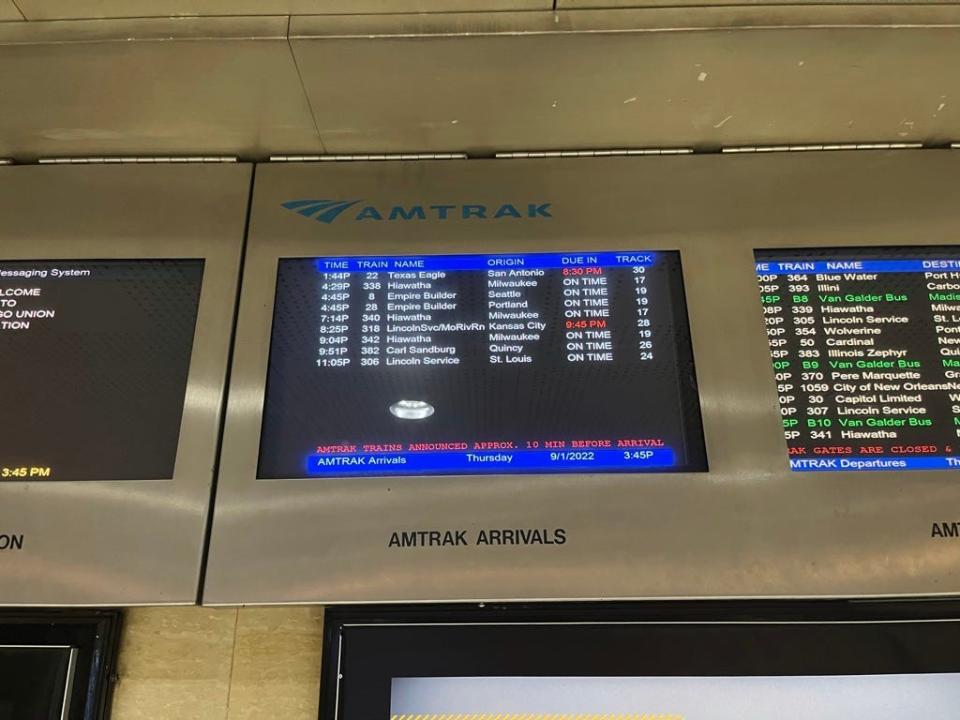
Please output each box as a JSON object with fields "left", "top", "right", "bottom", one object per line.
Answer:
{"left": 791, "top": 456, "right": 960, "bottom": 471}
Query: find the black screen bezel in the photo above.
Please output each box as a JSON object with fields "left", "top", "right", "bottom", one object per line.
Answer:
{"left": 321, "top": 600, "right": 960, "bottom": 720}
{"left": 752, "top": 245, "right": 960, "bottom": 473}
{"left": 0, "top": 610, "right": 122, "bottom": 720}
{"left": 257, "top": 251, "right": 708, "bottom": 478}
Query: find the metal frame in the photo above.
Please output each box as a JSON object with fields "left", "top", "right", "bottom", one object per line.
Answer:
{"left": 320, "top": 599, "right": 960, "bottom": 720}
{"left": 0, "top": 609, "right": 122, "bottom": 720}
{"left": 205, "top": 150, "right": 960, "bottom": 605}
{"left": 0, "top": 163, "right": 250, "bottom": 605}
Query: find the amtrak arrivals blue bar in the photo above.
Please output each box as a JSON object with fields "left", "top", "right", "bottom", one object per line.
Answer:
{"left": 315, "top": 251, "right": 659, "bottom": 274}
{"left": 791, "top": 456, "right": 960, "bottom": 471}
{"left": 755, "top": 259, "right": 960, "bottom": 275}
{"left": 305, "top": 448, "right": 676, "bottom": 477}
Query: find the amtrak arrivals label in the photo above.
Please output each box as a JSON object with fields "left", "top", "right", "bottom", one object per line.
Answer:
{"left": 932, "top": 522, "right": 960, "bottom": 538}
{"left": 388, "top": 527, "right": 567, "bottom": 548}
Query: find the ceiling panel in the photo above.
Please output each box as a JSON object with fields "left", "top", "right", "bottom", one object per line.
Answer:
{"left": 4, "top": 7, "right": 960, "bottom": 159}
{"left": 291, "top": 7, "right": 960, "bottom": 154}
{"left": 0, "top": 1, "right": 23, "bottom": 21}
{"left": 15, "top": 0, "right": 547, "bottom": 20}
{"left": 0, "top": 17, "right": 322, "bottom": 160}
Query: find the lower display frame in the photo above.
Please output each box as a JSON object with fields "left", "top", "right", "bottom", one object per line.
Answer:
{"left": 321, "top": 600, "right": 960, "bottom": 720}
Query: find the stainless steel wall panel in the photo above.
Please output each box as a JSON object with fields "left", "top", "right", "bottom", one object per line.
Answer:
{"left": 0, "top": 17, "right": 321, "bottom": 161}
{"left": 0, "top": 2, "right": 23, "bottom": 21}
{"left": 2, "top": 9, "right": 960, "bottom": 159}
{"left": 15, "top": 0, "right": 548, "bottom": 20}
{"left": 291, "top": 8, "right": 960, "bottom": 154}
{"left": 0, "top": 163, "right": 250, "bottom": 606}
{"left": 204, "top": 150, "right": 960, "bottom": 606}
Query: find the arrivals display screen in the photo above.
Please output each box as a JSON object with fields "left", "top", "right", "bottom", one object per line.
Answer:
{"left": 258, "top": 251, "right": 705, "bottom": 478}
{"left": 755, "top": 247, "right": 960, "bottom": 471}
{"left": 0, "top": 260, "right": 205, "bottom": 481}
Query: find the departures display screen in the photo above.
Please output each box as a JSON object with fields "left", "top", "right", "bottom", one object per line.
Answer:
{"left": 756, "top": 247, "right": 960, "bottom": 471}
{"left": 0, "top": 260, "right": 205, "bottom": 481}
{"left": 258, "top": 251, "right": 706, "bottom": 478}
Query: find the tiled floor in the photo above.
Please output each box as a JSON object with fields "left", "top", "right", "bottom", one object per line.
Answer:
{"left": 112, "top": 605, "right": 325, "bottom": 720}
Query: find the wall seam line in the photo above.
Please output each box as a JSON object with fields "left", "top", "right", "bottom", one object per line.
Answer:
{"left": 224, "top": 608, "right": 241, "bottom": 720}
{"left": 9, "top": 0, "right": 26, "bottom": 20}
{"left": 286, "top": 15, "right": 328, "bottom": 155}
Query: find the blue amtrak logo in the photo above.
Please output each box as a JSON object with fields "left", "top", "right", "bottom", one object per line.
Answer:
{"left": 281, "top": 199, "right": 552, "bottom": 223}
{"left": 281, "top": 199, "right": 362, "bottom": 224}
